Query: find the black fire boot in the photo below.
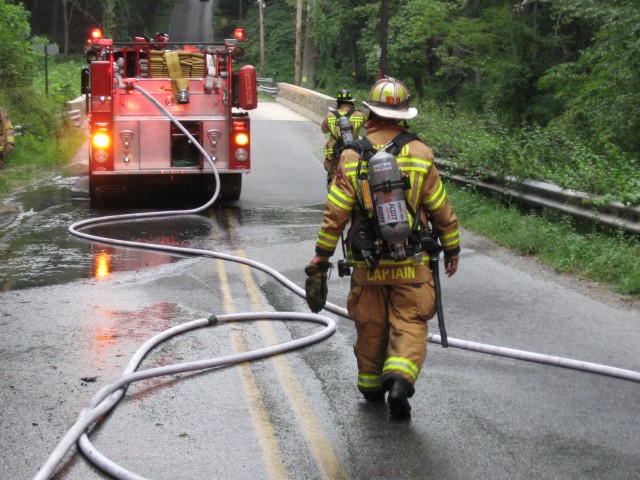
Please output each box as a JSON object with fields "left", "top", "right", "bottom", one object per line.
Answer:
{"left": 385, "top": 375, "right": 413, "bottom": 420}
{"left": 362, "top": 390, "right": 385, "bottom": 402}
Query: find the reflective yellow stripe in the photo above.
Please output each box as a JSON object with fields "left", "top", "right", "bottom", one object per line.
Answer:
{"left": 327, "top": 117, "right": 338, "bottom": 138}
{"left": 358, "top": 374, "right": 382, "bottom": 389}
{"left": 427, "top": 181, "right": 443, "bottom": 204}
{"left": 383, "top": 357, "right": 420, "bottom": 382}
{"left": 406, "top": 171, "right": 421, "bottom": 206}
{"left": 344, "top": 161, "right": 361, "bottom": 176}
{"left": 317, "top": 229, "right": 339, "bottom": 250}
{"left": 441, "top": 229, "right": 460, "bottom": 247}
{"left": 317, "top": 239, "right": 336, "bottom": 249}
{"left": 327, "top": 185, "right": 354, "bottom": 211}
{"left": 433, "top": 191, "right": 447, "bottom": 209}
{"left": 318, "top": 230, "right": 340, "bottom": 243}
{"left": 425, "top": 181, "right": 447, "bottom": 211}
{"left": 397, "top": 157, "right": 430, "bottom": 173}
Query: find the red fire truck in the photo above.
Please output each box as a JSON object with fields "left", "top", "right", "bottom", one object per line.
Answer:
{"left": 81, "top": 29, "right": 257, "bottom": 202}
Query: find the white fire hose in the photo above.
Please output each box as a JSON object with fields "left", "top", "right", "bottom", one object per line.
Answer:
{"left": 32, "top": 84, "right": 640, "bottom": 480}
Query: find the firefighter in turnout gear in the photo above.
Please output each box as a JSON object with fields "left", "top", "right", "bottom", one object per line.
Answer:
{"left": 0, "top": 107, "right": 15, "bottom": 170}
{"left": 321, "top": 89, "right": 365, "bottom": 184}
{"left": 306, "top": 77, "right": 460, "bottom": 420}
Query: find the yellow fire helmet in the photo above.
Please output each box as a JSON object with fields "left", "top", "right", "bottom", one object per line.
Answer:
{"left": 362, "top": 77, "right": 418, "bottom": 120}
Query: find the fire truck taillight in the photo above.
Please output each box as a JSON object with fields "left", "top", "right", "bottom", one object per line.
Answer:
{"left": 234, "top": 132, "right": 249, "bottom": 147}
{"left": 92, "top": 131, "right": 111, "bottom": 164}
{"left": 92, "top": 132, "right": 110, "bottom": 149}
{"left": 233, "top": 130, "right": 249, "bottom": 162}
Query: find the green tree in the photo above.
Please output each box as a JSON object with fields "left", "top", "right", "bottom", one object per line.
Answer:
{"left": 540, "top": 0, "right": 640, "bottom": 153}
{"left": 0, "top": 0, "right": 37, "bottom": 89}
{"left": 313, "top": 0, "right": 376, "bottom": 87}
{"left": 243, "top": 1, "right": 297, "bottom": 83}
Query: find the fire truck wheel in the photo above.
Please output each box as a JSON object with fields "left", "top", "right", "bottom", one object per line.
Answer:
{"left": 89, "top": 175, "right": 128, "bottom": 204}
{"left": 220, "top": 173, "right": 242, "bottom": 200}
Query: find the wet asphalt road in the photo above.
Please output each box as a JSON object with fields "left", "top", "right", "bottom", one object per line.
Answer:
{"left": 168, "top": 0, "right": 214, "bottom": 43}
{"left": 1, "top": 101, "right": 639, "bottom": 480}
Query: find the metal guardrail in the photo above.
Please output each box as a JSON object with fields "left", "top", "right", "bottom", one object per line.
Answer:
{"left": 257, "top": 77, "right": 278, "bottom": 96}
{"left": 437, "top": 160, "right": 640, "bottom": 235}
{"left": 66, "top": 109, "right": 83, "bottom": 127}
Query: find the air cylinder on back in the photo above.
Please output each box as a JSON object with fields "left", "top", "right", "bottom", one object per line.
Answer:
{"left": 337, "top": 116, "right": 354, "bottom": 143}
{"left": 368, "top": 151, "right": 411, "bottom": 260}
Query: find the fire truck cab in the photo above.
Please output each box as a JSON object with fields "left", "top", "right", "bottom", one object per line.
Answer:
{"left": 81, "top": 29, "right": 257, "bottom": 203}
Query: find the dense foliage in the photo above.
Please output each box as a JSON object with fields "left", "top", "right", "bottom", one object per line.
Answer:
{"left": 20, "top": 0, "right": 175, "bottom": 51}
{"left": 0, "top": 1, "right": 66, "bottom": 146}
{"left": 5, "top": 0, "right": 640, "bottom": 203}
{"left": 0, "top": 1, "right": 84, "bottom": 195}
{"left": 230, "top": 0, "right": 640, "bottom": 204}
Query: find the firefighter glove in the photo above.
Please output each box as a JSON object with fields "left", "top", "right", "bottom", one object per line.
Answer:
{"left": 304, "top": 261, "right": 332, "bottom": 313}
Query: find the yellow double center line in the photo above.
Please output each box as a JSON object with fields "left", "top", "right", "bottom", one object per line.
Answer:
{"left": 214, "top": 211, "right": 347, "bottom": 480}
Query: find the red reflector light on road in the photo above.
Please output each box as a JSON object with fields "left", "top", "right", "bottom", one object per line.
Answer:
{"left": 94, "top": 250, "right": 111, "bottom": 279}
{"left": 234, "top": 29, "right": 246, "bottom": 40}
{"left": 234, "top": 132, "right": 249, "bottom": 146}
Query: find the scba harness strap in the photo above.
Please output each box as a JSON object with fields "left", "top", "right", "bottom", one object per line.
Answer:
{"left": 349, "top": 132, "right": 419, "bottom": 215}
{"left": 349, "top": 132, "right": 418, "bottom": 161}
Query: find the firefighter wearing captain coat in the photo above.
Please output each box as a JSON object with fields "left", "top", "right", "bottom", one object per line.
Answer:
{"left": 308, "top": 77, "right": 460, "bottom": 420}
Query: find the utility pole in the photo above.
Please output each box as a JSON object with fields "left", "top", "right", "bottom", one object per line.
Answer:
{"left": 294, "top": 0, "right": 302, "bottom": 85}
{"left": 379, "top": 0, "right": 388, "bottom": 79}
{"left": 259, "top": 0, "right": 265, "bottom": 77}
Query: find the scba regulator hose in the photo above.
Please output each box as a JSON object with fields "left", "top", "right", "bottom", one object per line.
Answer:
{"left": 34, "top": 83, "right": 640, "bottom": 480}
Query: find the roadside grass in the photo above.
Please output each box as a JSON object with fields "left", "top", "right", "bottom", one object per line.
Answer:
{"left": 0, "top": 55, "right": 86, "bottom": 196}
{"left": 0, "top": 125, "right": 85, "bottom": 196}
{"left": 448, "top": 183, "right": 640, "bottom": 298}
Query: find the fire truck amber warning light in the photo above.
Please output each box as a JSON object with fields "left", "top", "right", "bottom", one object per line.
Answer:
{"left": 234, "top": 132, "right": 249, "bottom": 146}
{"left": 90, "top": 29, "right": 103, "bottom": 41}
{"left": 92, "top": 133, "right": 110, "bottom": 149}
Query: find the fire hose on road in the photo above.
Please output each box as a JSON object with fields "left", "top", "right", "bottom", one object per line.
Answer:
{"left": 33, "top": 84, "right": 640, "bottom": 480}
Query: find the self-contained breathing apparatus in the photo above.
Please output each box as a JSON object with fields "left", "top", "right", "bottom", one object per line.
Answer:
{"left": 344, "top": 133, "right": 440, "bottom": 270}
{"left": 327, "top": 107, "right": 356, "bottom": 185}
{"left": 339, "top": 132, "right": 449, "bottom": 346}
{"left": 331, "top": 107, "right": 358, "bottom": 277}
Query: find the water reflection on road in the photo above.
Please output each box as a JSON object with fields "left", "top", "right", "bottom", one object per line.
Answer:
{"left": 0, "top": 175, "right": 324, "bottom": 292}
{"left": 0, "top": 176, "right": 215, "bottom": 291}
